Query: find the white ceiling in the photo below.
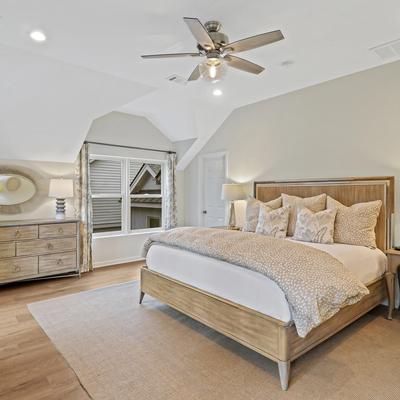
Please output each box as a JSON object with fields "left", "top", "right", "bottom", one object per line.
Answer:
{"left": 1, "top": 0, "right": 400, "bottom": 166}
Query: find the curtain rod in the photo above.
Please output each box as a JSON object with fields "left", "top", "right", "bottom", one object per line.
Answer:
{"left": 84, "top": 141, "right": 176, "bottom": 154}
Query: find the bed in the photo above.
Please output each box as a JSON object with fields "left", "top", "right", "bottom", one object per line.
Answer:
{"left": 139, "top": 177, "right": 395, "bottom": 390}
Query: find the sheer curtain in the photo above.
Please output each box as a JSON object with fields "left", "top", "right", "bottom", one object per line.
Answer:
{"left": 164, "top": 152, "right": 177, "bottom": 230}
{"left": 75, "top": 143, "right": 93, "bottom": 272}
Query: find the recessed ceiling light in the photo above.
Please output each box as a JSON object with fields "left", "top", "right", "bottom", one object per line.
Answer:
{"left": 30, "top": 30, "right": 47, "bottom": 42}
{"left": 213, "top": 89, "right": 223, "bottom": 96}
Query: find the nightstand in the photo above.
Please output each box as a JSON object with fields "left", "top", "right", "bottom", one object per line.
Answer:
{"left": 385, "top": 249, "right": 400, "bottom": 319}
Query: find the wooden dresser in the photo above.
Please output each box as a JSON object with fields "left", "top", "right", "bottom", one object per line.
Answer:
{"left": 0, "top": 219, "right": 80, "bottom": 284}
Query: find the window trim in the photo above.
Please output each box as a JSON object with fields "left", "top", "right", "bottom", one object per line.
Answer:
{"left": 90, "top": 154, "right": 166, "bottom": 238}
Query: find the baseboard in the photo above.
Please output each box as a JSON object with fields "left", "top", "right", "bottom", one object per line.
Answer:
{"left": 93, "top": 256, "right": 145, "bottom": 268}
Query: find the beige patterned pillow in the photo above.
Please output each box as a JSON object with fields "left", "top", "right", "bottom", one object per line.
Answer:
{"left": 293, "top": 208, "right": 337, "bottom": 244}
{"left": 282, "top": 193, "right": 327, "bottom": 236}
{"left": 243, "top": 196, "right": 282, "bottom": 232}
{"left": 255, "top": 205, "right": 290, "bottom": 239}
{"left": 326, "top": 196, "right": 382, "bottom": 248}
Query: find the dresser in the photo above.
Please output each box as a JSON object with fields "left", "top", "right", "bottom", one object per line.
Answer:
{"left": 0, "top": 219, "right": 80, "bottom": 284}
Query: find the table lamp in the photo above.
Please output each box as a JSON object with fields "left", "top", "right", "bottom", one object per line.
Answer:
{"left": 49, "top": 178, "right": 74, "bottom": 219}
{"left": 221, "top": 183, "right": 245, "bottom": 229}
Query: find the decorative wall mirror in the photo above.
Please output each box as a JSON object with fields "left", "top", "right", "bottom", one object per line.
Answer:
{"left": 0, "top": 174, "right": 36, "bottom": 205}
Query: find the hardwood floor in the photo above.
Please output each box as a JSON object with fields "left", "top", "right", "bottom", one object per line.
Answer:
{"left": 0, "top": 262, "right": 143, "bottom": 400}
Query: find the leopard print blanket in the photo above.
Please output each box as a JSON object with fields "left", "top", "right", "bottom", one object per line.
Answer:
{"left": 143, "top": 227, "right": 369, "bottom": 337}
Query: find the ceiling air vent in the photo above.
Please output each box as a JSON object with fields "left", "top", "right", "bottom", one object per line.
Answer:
{"left": 370, "top": 39, "right": 400, "bottom": 61}
{"left": 166, "top": 74, "right": 188, "bottom": 85}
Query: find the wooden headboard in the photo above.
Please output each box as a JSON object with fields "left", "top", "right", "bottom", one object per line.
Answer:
{"left": 254, "top": 177, "right": 395, "bottom": 251}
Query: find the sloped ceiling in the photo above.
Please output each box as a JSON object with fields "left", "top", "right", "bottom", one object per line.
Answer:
{"left": 1, "top": 0, "right": 400, "bottom": 166}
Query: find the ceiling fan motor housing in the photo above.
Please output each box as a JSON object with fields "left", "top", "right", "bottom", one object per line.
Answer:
{"left": 204, "top": 21, "right": 229, "bottom": 50}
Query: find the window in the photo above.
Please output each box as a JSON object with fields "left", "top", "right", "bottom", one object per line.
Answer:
{"left": 89, "top": 156, "right": 164, "bottom": 235}
{"left": 129, "top": 161, "right": 162, "bottom": 230}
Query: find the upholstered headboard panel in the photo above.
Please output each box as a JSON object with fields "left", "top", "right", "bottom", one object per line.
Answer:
{"left": 254, "top": 177, "right": 394, "bottom": 251}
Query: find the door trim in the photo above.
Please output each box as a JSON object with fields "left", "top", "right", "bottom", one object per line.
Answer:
{"left": 198, "top": 151, "right": 229, "bottom": 226}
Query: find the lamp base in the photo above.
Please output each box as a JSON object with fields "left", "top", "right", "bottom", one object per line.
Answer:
{"left": 228, "top": 201, "right": 236, "bottom": 229}
{"left": 55, "top": 198, "right": 66, "bottom": 220}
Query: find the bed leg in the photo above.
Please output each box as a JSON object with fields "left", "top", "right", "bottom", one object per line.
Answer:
{"left": 278, "top": 361, "right": 291, "bottom": 391}
{"left": 385, "top": 272, "right": 395, "bottom": 320}
{"left": 139, "top": 291, "right": 145, "bottom": 304}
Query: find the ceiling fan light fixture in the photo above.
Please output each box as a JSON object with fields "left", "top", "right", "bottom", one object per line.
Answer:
{"left": 199, "top": 57, "right": 226, "bottom": 82}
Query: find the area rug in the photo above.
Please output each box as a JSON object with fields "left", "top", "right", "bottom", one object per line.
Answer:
{"left": 28, "top": 281, "right": 400, "bottom": 400}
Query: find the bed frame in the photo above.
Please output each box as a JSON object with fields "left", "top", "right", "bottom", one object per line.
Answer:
{"left": 139, "top": 177, "right": 395, "bottom": 390}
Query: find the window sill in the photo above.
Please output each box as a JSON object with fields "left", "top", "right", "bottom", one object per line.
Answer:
{"left": 93, "top": 228, "right": 164, "bottom": 240}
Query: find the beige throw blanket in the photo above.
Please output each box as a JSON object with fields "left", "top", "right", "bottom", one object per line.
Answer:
{"left": 143, "top": 227, "right": 369, "bottom": 337}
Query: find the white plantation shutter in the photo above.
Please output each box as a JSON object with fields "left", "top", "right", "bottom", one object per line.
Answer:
{"left": 90, "top": 159, "right": 122, "bottom": 231}
{"left": 90, "top": 160, "right": 121, "bottom": 194}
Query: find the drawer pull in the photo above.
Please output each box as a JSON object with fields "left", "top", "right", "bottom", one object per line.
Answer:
{"left": 14, "top": 265, "right": 21, "bottom": 273}
{"left": 15, "top": 230, "right": 21, "bottom": 238}
{"left": 58, "top": 227, "right": 64, "bottom": 234}
{"left": 47, "top": 243, "right": 54, "bottom": 250}
{"left": 56, "top": 259, "right": 63, "bottom": 266}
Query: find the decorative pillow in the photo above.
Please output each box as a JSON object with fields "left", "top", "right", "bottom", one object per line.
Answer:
{"left": 326, "top": 196, "right": 382, "bottom": 248}
{"left": 293, "top": 208, "right": 337, "bottom": 244}
{"left": 243, "top": 196, "right": 282, "bottom": 232}
{"left": 282, "top": 193, "right": 327, "bottom": 236}
{"left": 255, "top": 204, "right": 290, "bottom": 239}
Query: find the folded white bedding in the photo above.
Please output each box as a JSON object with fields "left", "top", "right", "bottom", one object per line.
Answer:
{"left": 146, "top": 240, "right": 387, "bottom": 323}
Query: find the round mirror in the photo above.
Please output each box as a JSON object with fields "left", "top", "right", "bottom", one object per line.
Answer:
{"left": 0, "top": 174, "right": 36, "bottom": 205}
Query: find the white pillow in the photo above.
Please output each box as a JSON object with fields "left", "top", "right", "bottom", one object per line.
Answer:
{"left": 243, "top": 196, "right": 282, "bottom": 232}
{"left": 255, "top": 204, "right": 290, "bottom": 239}
{"left": 293, "top": 207, "right": 337, "bottom": 244}
{"left": 282, "top": 193, "right": 327, "bottom": 236}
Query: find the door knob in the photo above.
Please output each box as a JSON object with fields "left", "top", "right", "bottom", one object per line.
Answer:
{"left": 202, "top": 210, "right": 207, "bottom": 214}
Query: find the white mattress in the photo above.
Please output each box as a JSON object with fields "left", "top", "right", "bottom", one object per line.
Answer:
{"left": 146, "top": 240, "right": 387, "bottom": 323}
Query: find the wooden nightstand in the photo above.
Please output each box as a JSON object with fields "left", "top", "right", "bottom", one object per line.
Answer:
{"left": 385, "top": 249, "right": 400, "bottom": 319}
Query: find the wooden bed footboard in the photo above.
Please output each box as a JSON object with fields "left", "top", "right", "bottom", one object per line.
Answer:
{"left": 140, "top": 267, "right": 387, "bottom": 391}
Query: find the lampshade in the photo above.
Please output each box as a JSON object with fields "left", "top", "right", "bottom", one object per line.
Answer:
{"left": 221, "top": 184, "right": 245, "bottom": 201}
{"left": 49, "top": 178, "right": 74, "bottom": 198}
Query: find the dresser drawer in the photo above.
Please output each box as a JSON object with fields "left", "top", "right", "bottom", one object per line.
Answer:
{"left": 39, "top": 251, "right": 77, "bottom": 274}
{"left": 16, "top": 237, "right": 77, "bottom": 256}
{"left": 0, "top": 242, "right": 15, "bottom": 259}
{"left": 39, "top": 223, "right": 77, "bottom": 239}
{"left": 0, "top": 257, "right": 38, "bottom": 281}
{"left": 0, "top": 225, "right": 38, "bottom": 242}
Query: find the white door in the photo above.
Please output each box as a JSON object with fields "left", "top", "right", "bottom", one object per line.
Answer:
{"left": 200, "top": 153, "right": 227, "bottom": 227}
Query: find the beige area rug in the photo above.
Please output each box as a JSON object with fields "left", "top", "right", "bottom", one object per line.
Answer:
{"left": 28, "top": 281, "right": 400, "bottom": 400}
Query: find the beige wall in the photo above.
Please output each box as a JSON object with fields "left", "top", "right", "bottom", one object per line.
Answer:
{"left": 86, "top": 111, "right": 174, "bottom": 151}
{"left": 185, "top": 61, "right": 400, "bottom": 243}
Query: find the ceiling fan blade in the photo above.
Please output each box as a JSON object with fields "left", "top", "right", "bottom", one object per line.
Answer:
{"left": 188, "top": 65, "right": 201, "bottom": 81}
{"left": 183, "top": 17, "right": 215, "bottom": 50}
{"left": 224, "top": 30, "right": 284, "bottom": 54}
{"left": 141, "top": 52, "right": 201, "bottom": 59}
{"left": 224, "top": 55, "right": 265, "bottom": 74}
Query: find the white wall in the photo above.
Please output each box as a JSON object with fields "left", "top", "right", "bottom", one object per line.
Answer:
{"left": 86, "top": 111, "right": 183, "bottom": 267}
{"left": 184, "top": 61, "right": 400, "bottom": 244}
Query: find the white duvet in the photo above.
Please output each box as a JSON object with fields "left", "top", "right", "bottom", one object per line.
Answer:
{"left": 146, "top": 240, "right": 387, "bottom": 323}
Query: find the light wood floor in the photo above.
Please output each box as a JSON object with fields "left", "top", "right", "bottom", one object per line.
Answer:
{"left": 0, "top": 262, "right": 143, "bottom": 400}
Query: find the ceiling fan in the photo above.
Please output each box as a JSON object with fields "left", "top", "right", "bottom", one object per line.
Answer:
{"left": 141, "top": 17, "right": 284, "bottom": 82}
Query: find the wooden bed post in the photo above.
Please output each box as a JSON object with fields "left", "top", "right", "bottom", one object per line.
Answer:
{"left": 278, "top": 361, "right": 290, "bottom": 391}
